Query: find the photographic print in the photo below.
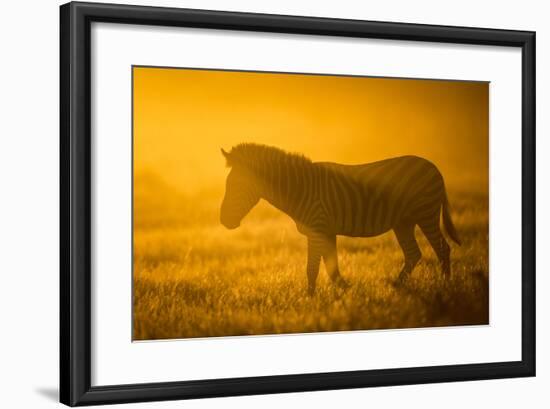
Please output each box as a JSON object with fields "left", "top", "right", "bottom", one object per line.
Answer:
{"left": 132, "top": 66, "right": 489, "bottom": 341}
{"left": 61, "top": 4, "right": 535, "bottom": 404}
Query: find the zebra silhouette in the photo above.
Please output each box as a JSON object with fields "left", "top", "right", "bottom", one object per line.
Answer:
{"left": 220, "top": 143, "right": 461, "bottom": 295}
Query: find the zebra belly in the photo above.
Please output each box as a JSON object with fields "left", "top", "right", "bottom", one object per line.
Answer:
{"left": 335, "top": 217, "right": 394, "bottom": 238}
{"left": 331, "top": 195, "right": 397, "bottom": 238}
{"left": 338, "top": 227, "right": 392, "bottom": 238}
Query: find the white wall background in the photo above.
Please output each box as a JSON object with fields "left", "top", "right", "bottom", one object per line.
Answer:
{"left": 0, "top": 0, "right": 546, "bottom": 408}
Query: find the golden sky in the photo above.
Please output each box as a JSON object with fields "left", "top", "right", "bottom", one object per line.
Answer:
{"left": 133, "top": 66, "right": 488, "bottom": 195}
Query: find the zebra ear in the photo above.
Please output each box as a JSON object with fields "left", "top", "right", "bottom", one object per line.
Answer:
{"left": 221, "top": 148, "right": 232, "bottom": 167}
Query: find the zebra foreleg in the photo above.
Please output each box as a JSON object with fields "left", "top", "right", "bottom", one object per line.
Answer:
{"left": 393, "top": 223, "right": 421, "bottom": 284}
{"left": 306, "top": 235, "right": 323, "bottom": 296}
{"left": 321, "top": 235, "right": 350, "bottom": 290}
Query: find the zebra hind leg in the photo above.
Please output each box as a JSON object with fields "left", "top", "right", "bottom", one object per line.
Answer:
{"left": 419, "top": 213, "right": 451, "bottom": 277}
{"left": 321, "top": 235, "right": 350, "bottom": 290}
{"left": 393, "top": 223, "right": 421, "bottom": 284}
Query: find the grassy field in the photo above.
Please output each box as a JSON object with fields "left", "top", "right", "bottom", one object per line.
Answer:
{"left": 133, "top": 177, "right": 488, "bottom": 341}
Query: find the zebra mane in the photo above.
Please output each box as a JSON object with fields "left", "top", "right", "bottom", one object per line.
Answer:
{"left": 225, "top": 143, "right": 313, "bottom": 172}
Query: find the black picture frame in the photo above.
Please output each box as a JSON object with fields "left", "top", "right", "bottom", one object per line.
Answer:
{"left": 60, "top": 1, "right": 536, "bottom": 406}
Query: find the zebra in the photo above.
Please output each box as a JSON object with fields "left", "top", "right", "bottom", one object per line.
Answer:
{"left": 220, "top": 143, "right": 461, "bottom": 295}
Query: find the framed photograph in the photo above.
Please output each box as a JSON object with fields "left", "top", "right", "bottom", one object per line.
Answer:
{"left": 60, "top": 1, "right": 535, "bottom": 406}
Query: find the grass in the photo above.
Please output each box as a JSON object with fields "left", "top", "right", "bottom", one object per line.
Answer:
{"left": 133, "top": 181, "right": 489, "bottom": 341}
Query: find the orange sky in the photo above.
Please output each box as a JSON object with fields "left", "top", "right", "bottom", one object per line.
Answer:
{"left": 133, "top": 66, "right": 488, "bottom": 195}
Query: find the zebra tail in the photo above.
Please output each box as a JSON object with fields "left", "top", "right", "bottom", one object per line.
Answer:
{"left": 442, "top": 191, "right": 462, "bottom": 246}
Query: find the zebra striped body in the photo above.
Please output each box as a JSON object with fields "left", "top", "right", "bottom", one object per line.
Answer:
{"left": 220, "top": 144, "right": 460, "bottom": 294}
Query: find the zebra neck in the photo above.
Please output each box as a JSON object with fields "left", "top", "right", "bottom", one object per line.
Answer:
{"left": 259, "top": 161, "right": 317, "bottom": 221}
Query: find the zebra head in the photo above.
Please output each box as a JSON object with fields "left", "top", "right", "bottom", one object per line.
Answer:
{"left": 220, "top": 148, "right": 261, "bottom": 229}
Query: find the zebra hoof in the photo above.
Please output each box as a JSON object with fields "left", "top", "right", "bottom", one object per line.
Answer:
{"left": 336, "top": 279, "right": 351, "bottom": 291}
{"left": 393, "top": 274, "right": 408, "bottom": 287}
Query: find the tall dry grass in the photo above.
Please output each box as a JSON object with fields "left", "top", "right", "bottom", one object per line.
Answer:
{"left": 133, "top": 172, "right": 488, "bottom": 340}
